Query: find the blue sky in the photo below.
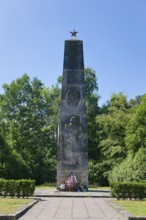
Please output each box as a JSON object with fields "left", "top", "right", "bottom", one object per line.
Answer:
{"left": 0, "top": 0, "right": 146, "bottom": 106}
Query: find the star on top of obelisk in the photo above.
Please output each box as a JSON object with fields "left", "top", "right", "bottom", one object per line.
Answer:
{"left": 70, "top": 29, "right": 78, "bottom": 37}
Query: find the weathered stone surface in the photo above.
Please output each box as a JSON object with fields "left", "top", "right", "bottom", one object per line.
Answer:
{"left": 63, "top": 40, "right": 84, "bottom": 70}
{"left": 57, "top": 39, "right": 88, "bottom": 187}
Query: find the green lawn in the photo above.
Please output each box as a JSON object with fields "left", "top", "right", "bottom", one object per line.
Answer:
{"left": 113, "top": 200, "right": 146, "bottom": 217}
{"left": 0, "top": 198, "right": 34, "bottom": 214}
{"left": 96, "top": 186, "right": 110, "bottom": 191}
{"left": 37, "top": 185, "right": 56, "bottom": 189}
{"left": 37, "top": 184, "right": 110, "bottom": 191}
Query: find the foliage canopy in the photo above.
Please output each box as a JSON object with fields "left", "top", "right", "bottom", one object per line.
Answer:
{"left": 0, "top": 70, "right": 146, "bottom": 185}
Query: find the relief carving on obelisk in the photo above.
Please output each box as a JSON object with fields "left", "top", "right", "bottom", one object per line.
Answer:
{"left": 66, "top": 89, "right": 80, "bottom": 106}
{"left": 62, "top": 115, "right": 86, "bottom": 166}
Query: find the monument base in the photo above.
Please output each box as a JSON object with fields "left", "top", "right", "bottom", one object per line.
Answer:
{"left": 57, "top": 163, "right": 88, "bottom": 188}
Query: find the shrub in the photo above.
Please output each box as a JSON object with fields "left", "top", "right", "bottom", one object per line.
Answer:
{"left": 15, "top": 180, "right": 22, "bottom": 198}
{"left": 4, "top": 180, "right": 15, "bottom": 197}
{"left": 111, "top": 182, "right": 146, "bottom": 200}
{"left": 109, "top": 149, "right": 146, "bottom": 184}
{"left": 0, "top": 179, "right": 35, "bottom": 198}
{"left": 0, "top": 180, "right": 5, "bottom": 196}
{"left": 20, "top": 180, "right": 35, "bottom": 198}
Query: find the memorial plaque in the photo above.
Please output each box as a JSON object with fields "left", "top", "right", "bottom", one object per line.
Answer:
{"left": 67, "top": 70, "right": 84, "bottom": 84}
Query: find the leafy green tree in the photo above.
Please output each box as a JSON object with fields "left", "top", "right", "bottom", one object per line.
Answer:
{"left": 108, "top": 95, "right": 146, "bottom": 183}
{"left": 95, "top": 93, "right": 130, "bottom": 185}
{"left": 129, "top": 95, "right": 144, "bottom": 108}
{"left": 0, "top": 133, "right": 9, "bottom": 177}
{"left": 84, "top": 68, "right": 100, "bottom": 160}
{"left": 126, "top": 95, "right": 146, "bottom": 154}
{"left": 109, "top": 147, "right": 146, "bottom": 183}
{"left": 0, "top": 129, "right": 31, "bottom": 179}
{"left": 0, "top": 74, "right": 59, "bottom": 183}
{"left": 89, "top": 160, "right": 107, "bottom": 185}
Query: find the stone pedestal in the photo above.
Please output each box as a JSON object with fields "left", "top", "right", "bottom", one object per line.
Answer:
{"left": 57, "top": 38, "right": 88, "bottom": 187}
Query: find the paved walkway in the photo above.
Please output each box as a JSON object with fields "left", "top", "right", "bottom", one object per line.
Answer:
{"left": 19, "top": 197, "right": 129, "bottom": 220}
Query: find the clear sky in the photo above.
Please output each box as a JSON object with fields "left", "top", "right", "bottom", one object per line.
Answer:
{"left": 0, "top": 0, "right": 146, "bottom": 106}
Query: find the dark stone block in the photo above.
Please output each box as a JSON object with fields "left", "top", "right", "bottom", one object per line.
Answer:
{"left": 66, "top": 70, "right": 84, "bottom": 84}
{"left": 57, "top": 38, "right": 88, "bottom": 187}
{"left": 63, "top": 40, "right": 84, "bottom": 70}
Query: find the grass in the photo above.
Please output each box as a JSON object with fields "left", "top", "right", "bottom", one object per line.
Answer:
{"left": 113, "top": 200, "right": 146, "bottom": 217}
{"left": 37, "top": 183, "right": 110, "bottom": 190}
{"left": 36, "top": 184, "right": 111, "bottom": 193}
{"left": 0, "top": 198, "right": 34, "bottom": 215}
{"left": 96, "top": 186, "right": 110, "bottom": 191}
{"left": 37, "top": 185, "right": 56, "bottom": 189}
{"left": 36, "top": 182, "right": 56, "bottom": 188}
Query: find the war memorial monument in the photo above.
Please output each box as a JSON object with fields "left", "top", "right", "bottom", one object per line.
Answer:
{"left": 57, "top": 30, "right": 88, "bottom": 188}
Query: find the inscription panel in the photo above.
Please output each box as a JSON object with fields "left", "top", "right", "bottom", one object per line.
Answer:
{"left": 64, "top": 40, "right": 84, "bottom": 69}
{"left": 67, "top": 71, "right": 84, "bottom": 84}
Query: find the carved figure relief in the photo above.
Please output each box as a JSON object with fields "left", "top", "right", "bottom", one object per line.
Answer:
{"left": 66, "top": 89, "right": 80, "bottom": 106}
{"left": 62, "top": 115, "right": 86, "bottom": 166}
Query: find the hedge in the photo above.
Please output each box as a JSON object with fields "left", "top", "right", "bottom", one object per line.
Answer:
{"left": 0, "top": 179, "right": 35, "bottom": 198}
{"left": 110, "top": 182, "right": 146, "bottom": 200}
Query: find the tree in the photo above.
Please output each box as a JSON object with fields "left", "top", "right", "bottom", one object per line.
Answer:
{"left": 84, "top": 68, "right": 100, "bottom": 160}
{"left": 106, "top": 94, "right": 146, "bottom": 184}
{"left": 0, "top": 132, "right": 9, "bottom": 177}
{"left": 109, "top": 147, "right": 146, "bottom": 183}
{"left": 125, "top": 95, "right": 146, "bottom": 154}
{"left": 95, "top": 93, "right": 130, "bottom": 185}
{"left": 129, "top": 95, "right": 144, "bottom": 108}
{"left": 0, "top": 74, "right": 59, "bottom": 183}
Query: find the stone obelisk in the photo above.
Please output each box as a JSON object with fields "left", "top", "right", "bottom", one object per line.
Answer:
{"left": 57, "top": 30, "right": 88, "bottom": 187}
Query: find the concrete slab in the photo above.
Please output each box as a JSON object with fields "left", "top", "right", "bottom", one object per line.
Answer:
{"left": 19, "top": 197, "right": 129, "bottom": 220}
